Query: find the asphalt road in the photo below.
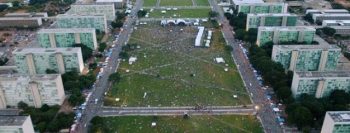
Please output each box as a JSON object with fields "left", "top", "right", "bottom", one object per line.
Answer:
{"left": 208, "top": 0, "right": 283, "bottom": 133}
{"left": 76, "top": 0, "right": 143, "bottom": 132}
{"left": 98, "top": 105, "right": 256, "bottom": 116}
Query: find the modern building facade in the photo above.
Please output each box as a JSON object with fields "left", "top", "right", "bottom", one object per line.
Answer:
{"left": 0, "top": 115, "right": 35, "bottom": 133}
{"left": 272, "top": 45, "right": 341, "bottom": 71}
{"left": 96, "top": 0, "right": 125, "bottom": 8}
{"left": 331, "top": 26, "right": 350, "bottom": 35}
{"left": 312, "top": 14, "right": 350, "bottom": 24}
{"left": 13, "top": 48, "right": 84, "bottom": 75}
{"left": 0, "top": 74, "right": 65, "bottom": 109}
{"left": 322, "top": 20, "right": 350, "bottom": 26}
{"left": 257, "top": 26, "right": 316, "bottom": 46}
{"left": 66, "top": 3, "right": 116, "bottom": 20}
{"left": 37, "top": 28, "right": 98, "bottom": 50}
{"left": 306, "top": 9, "right": 349, "bottom": 15}
{"left": 0, "top": 17, "right": 42, "bottom": 28}
{"left": 232, "top": 0, "right": 264, "bottom": 6}
{"left": 235, "top": 3, "right": 288, "bottom": 14}
{"left": 56, "top": 14, "right": 108, "bottom": 33}
{"left": 246, "top": 13, "right": 297, "bottom": 30}
{"left": 4, "top": 12, "right": 48, "bottom": 18}
{"left": 291, "top": 71, "right": 350, "bottom": 98}
{"left": 321, "top": 111, "right": 350, "bottom": 133}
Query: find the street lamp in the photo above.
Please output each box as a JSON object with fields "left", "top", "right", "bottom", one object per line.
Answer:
{"left": 255, "top": 105, "right": 260, "bottom": 111}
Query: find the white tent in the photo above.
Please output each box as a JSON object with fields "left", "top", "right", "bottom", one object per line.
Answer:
{"left": 129, "top": 57, "right": 137, "bottom": 64}
{"left": 195, "top": 27, "right": 205, "bottom": 47}
{"left": 215, "top": 57, "right": 225, "bottom": 63}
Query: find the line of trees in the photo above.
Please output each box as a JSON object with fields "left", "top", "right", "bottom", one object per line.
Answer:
{"left": 62, "top": 70, "right": 96, "bottom": 106}
{"left": 18, "top": 102, "right": 74, "bottom": 132}
{"left": 224, "top": 12, "right": 258, "bottom": 43}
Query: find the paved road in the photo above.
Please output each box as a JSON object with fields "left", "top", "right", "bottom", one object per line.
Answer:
{"left": 208, "top": 0, "right": 283, "bottom": 133}
{"left": 99, "top": 106, "right": 256, "bottom": 116}
{"left": 76, "top": 0, "right": 143, "bottom": 132}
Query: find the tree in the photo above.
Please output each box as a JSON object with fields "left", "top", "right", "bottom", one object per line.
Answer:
{"left": 119, "top": 51, "right": 129, "bottom": 59}
{"left": 246, "top": 28, "right": 258, "bottom": 43}
{"left": 289, "top": 106, "right": 313, "bottom": 129}
{"left": 12, "top": 1, "right": 20, "bottom": 8}
{"left": 46, "top": 69, "right": 57, "bottom": 74}
{"left": 73, "top": 44, "right": 93, "bottom": 61}
{"left": 329, "top": 90, "right": 350, "bottom": 105}
{"left": 209, "top": 11, "right": 219, "bottom": 18}
{"left": 0, "top": 5, "right": 8, "bottom": 12}
{"left": 111, "top": 20, "right": 124, "bottom": 28}
{"left": 224, "top": 45, "right": 233, "bottom": 52}
{"left": 109, "top": 72, "right": 121, "bottom": 82}
{"left": 98, "top": 43, "right": 107, "bottom": 52}
{"left": 304, "top": 13, "right": 314, "bottom": 24}
{"left": 40, "top": 104, "right": 50, "bottom": 112}
{"left": 17, "top": 101, "right": 28, "bottom": 109}
{"left": 0, "top": 58, "right": 8, "bottom": 66}
{"left": 137, "top": 10, "right": 147, "bottom": 17}
{"left": 234, "top": 29, "right": 246, "bottom": 40}
{"left": 322, "top": 27, "right": 336, "bottom": 36}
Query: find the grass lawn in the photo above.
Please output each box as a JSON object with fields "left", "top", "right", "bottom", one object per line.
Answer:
{"left": 160, "top": 0, "right": 193, "bottom": 6}
{"left": 196, "top": 0, "right": 210, "bottom": 6}
{"left": 143, "top": 0, "right": 158, "bottom": 7}
{"left": 91, "top": 115, "right": 263, "bottom": 133}
{"left": 104, "top": 25, "right": 250, "bottom": 107}
{"left": 147, "top": 8, "right": 211, "bottom": 18}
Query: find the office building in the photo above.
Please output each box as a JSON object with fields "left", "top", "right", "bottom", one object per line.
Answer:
{"left": 66, "top": 3, "right": 116, "bottom": 20}
{"left": 0, "top": 17, "right": 42, "bottom": 28}
{"left": 322, "top": 20, "right": 350, "bottom": 26}
{"left": 37, "top": 28, "right": 98, "bottom": 50}
{"left": 232, "top": 0, "right": 264, "bottom": 6}
{"left": 0, "top": 115, "right": 35, "bottom": 133}
{"left": 331, "top": 26, "right": 350, "bottom": 35}
{"left": 257, "top": 26, "right": 316, "bottom": 46}
{"left": 291, "top": 71, "right": 350, "bottom": 98}
{"left": 235, "top": 3, "right": 288, "bottom": 14}
{"left": 306, "top": 9, "right": 349, "bottom": 15}
{"left": 4, "top": 12, "right": 48, "bottom": 18}
{"left": 56, "top": 14, "right": 108, "bottom": 33}
{"left": 96, "top": 0, "right": 125, "bottom": 8}
{"left": 321, "top": 111, "right": 350, "bottom": 133}
{"left": 13, "top": 48, "right": 84, "bottom": 75}
{"left": 312, "top": 14, "right": 350, "bottom": 24}
{"left": 246, "top": 13, "right": 297, "bottom": 30}
{"left": 272, "top": 45, "right": 341, "bottom": 71}
{"left": 0, "top": 74, "right": 65, "bottom": 108}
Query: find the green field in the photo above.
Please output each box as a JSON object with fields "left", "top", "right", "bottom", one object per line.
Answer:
{"left": 160, "top": 0, "right": 193, "bottom": 6}
{"left": 196, "top": 0, "right": 210, "bottom": 6}
{"left": 148, "top": 8, "right": 211, "bottom": 18}
{"left": 143, "top": 0, "right": 158, "bottom": 7}
{"left": 90, "top": 115, "right": 263, "bottom": 133}
{"left": 105, "top": 25, "right": 250, "bottom": 107}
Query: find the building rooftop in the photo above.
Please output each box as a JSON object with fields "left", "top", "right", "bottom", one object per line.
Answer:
{"left": 259, "top": 26, "right": 316, "bottom": 31}
{"left": 323, "top": 20, "right": 350, "bottom": 23}
{"left": 0, "top": 116, "right": 29, "bottom": 126}
{"left": 5, "top": 12, "right": 48, "bottom": 17}
{"left": 237, "top": 2, "right": 286, "bottom": 6}
{"left": 306, "top": 9, "right": 349, "bottom": 14}
{"left": 327, "top": 111, "right": 350, "bottom": 123}
{"left": 232, "top": 0, "right": 264, "bottom": 5}
{"left": 13, "top": 48, "right": 81, "bottom": 54}
{"left": 56, "top": 14, "right": 105, "bottom": 18}
{"left": 295, "top": 71, "right": 350, "bottom": 78}
{"left": 313, "top": 13, "right": 350, "bottom": 17}
{"left": 247, "top": 13, "right": 297, "bottom": 17}
{"left": 0, "top": 74, "right": 61, "bottom": 81}
{"left": 273, "top": 44, "right": 340, "bottom": 50}
{"left": 330, "top": 26, "right": 350, "bottom": 30}
{"left": 0, "top": 109, "right": 20, "bottom": 116}
{"left": 71, "top": 3, "right": 115, "bottom": 6}
{"left": 37, "top": 28, "right": 96, "bottom": 33}
{"left": 0, "top": 17, "right": 41, "bottom": 20}
{"left": 96, "top": 0, "right": 123, "bottom": 2}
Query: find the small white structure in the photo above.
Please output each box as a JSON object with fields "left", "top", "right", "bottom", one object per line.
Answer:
{"left": 195, "top": 27, "right": 205, "bottom": 47}
{"left": 233, "top": 95, "right": 238, "bottom": 98}
{"left": 224, "top": 68, "right": 228, "bottom": 71}
{"left": 215, "top": 57, "right": 225, "bottom": 63}
{"left": 207, "top": 30, "right": 212, "bottom": 40}
{"left": 205, "top": 40, "right": 211, "bottom": 47}
{"left": 151, "top": 122, "right": 156, "bottom": 127}
{"left": 173, "top": 8, "right": 178, "bottom": 10}
{"left": 129, "top": 57, "right": 137, "bottom": 64}
{"left": 273, "top": 108, "right": 280, "bottom": 112}
{"left": 161, "top": 10, "right": 166, "bottom": 14}
{"left": 115, "top": 98, "right": 120, "bottom": 102}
